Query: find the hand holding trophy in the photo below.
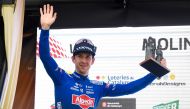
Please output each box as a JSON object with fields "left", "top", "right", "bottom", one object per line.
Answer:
{"left": 140, "top": 37, "right": 170, "bottom": 78}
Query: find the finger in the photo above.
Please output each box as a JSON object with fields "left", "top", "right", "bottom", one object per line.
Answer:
{"left": 40, "top": 8, "right": 43, "bottom": 15}
{"left": 47, "top": 4, "right": 50, "bottom": 14}
{"left": 161, "top": 60, "right": 165, "bottom": 64}
{"left": 50, "top": 5, "right": 53, "bottom": 16}
{"left": 43, "top": 4, "right": 47, "bottom": 14}
{"left": 161, "top": 58, "right": 165, "bottom": 63}
{"left": 161, "top": 59, "right": 167, "bottom": 66}
{"left": 53, "top": 12, "right": 57, "bottom": 21}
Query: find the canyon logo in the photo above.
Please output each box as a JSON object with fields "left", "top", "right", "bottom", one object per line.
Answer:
{"left": 72, "top": 94, "right": 95, "bottom": 109}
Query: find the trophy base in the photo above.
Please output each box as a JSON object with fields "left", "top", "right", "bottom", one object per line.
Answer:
{"left": 140, "top": 58, "right": 170, "bottom": 78}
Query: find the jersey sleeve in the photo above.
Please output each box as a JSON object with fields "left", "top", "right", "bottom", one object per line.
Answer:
{"left": 39, "top": 29, "right": 68, "bottom": 85}
{"left": 101, "top": 73, "right": 156, "bottom": 97}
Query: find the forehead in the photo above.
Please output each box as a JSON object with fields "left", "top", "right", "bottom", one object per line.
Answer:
{"left": 75, "top": 52, "right": 93, "bottom": 57}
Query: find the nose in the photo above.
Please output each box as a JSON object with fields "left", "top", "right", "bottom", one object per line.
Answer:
{"left": 80, "top": 57, "right": 87, "bottom": 63}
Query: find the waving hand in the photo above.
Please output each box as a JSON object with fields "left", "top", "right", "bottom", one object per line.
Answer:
{"left": 40, "top": 4, "right": 57, "bottom": 30}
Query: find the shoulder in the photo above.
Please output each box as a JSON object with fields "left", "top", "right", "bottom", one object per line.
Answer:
{"left": 55, "top": 67, "right": 72, "bottom": 77}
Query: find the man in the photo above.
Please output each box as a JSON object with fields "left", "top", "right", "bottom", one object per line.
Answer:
{"left": 39, "top": 4, "right": 167, "bottom": 109}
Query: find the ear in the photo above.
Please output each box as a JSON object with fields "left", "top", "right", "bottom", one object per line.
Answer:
{"left": 91, "top": 58, "right": 95, "bottom": 65}
{"left": 71, "top": 56, "right": 75, "bottom": 63}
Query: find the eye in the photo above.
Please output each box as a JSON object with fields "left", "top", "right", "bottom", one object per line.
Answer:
{"left": 86, "top": 55, "right": 92, "bottom": 59}
{"left": 77, "top": 54, "right": 83, "bottom": 58}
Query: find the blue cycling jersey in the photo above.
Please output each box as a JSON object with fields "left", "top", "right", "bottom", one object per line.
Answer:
{"left": 39, "top": 29, "right": 157, "bottom": 109}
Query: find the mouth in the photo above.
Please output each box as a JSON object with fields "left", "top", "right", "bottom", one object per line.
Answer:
{"left": 79, "top": 64, "right": 88, "bottom": 69}
{"left": 80, "top": 64, "right": 87, "bottom": 68}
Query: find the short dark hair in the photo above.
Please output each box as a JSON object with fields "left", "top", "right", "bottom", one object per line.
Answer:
{"left": 73, "top": 51, "right": 95, "bottom": 58}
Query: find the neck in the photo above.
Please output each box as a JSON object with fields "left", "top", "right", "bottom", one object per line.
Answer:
{"left": 75, "top": 70, "right": 88, "bottom": 76}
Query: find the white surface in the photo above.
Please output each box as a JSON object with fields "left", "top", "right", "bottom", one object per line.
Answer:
{"left": 35, "top": 26, "right": 190, "bottom": 109}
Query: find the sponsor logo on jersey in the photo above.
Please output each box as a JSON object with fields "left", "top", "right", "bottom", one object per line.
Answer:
{"left": 57, "top": 102, "right": 63, "bottom": 109}
{"left": 90, "top": 80, "right": 103, "bottom": 85}
{"left": 105, "top": 83, "right": 110, "bottom": 88}
{"left": 86, "top": 85, "right": 94, "bottom": 94}
{"left": 72, "top": 94, "right": 95, "bottom": 109}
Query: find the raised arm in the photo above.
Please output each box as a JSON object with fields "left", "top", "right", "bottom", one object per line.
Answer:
{"left": 39, "top": 4, "right": 67, "bottom": 84}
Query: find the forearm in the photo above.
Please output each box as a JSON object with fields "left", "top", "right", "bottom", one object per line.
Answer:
{"left": 39, "top": 29, "right": 58, "bottom": 71}
{"left": 39, "top": 29, "right": 50, "bottom": 57}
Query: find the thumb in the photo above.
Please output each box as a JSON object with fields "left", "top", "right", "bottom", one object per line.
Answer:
{"left": 52, "top": 12, "right": 57, "bottom": 22}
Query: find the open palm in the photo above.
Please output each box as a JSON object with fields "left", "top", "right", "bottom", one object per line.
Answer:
{"left": 40, "top": 4, "right": 57, "bottom": 29}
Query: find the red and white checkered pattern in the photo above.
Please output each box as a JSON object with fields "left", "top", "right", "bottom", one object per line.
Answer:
{"left": 36, "top": 36, "right": 69, "bottom": 58}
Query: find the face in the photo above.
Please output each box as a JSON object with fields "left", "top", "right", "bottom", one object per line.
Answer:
{"left": 72, "top": 52, "right": 95, "bottom": 76}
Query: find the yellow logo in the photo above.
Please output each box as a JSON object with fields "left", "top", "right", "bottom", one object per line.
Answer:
{"left": 170, "top": 73, "right": 175, "bottom": 80}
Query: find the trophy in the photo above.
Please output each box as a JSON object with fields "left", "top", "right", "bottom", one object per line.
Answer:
{"left": 140, "top": 37, "right": 170, "bottom": 78}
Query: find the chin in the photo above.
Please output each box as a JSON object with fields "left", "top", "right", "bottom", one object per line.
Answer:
{"left": 80, "top": 70, "right": 88, "bottom": 75}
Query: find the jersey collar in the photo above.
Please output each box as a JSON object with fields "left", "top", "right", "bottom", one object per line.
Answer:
{"left": 72, "top": 71, "right": 89, "bottom": 81}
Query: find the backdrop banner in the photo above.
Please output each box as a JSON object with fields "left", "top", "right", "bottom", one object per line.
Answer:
{"left": 36, "top": 26, "right": 190, "bottom": 109}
